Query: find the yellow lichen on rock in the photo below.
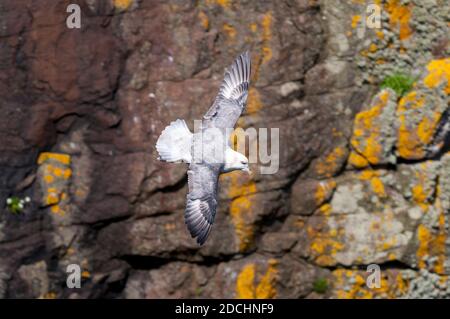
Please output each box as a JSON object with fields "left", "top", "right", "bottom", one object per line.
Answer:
{"left": 38, "top": 152, "right": 71, "bottom": 165}
{"left": 351, "top": 15, "right": 361, "bottom": 29}
{"left": 396, "top": 59, "right": 449, "bottom": 160}
{"left": 416, "top": 224, "right": 432, "bottom": 270}
{"left": 410, "top": 162, "right": 436, "bottom": 211}
{"left": 223, "top": 23, "right": 237, "bottom": 41}
{"left": 236, "top": 259, "right": 278, "bottom": 299}
{"left": 236, "top": 263, "right": 255, "bottom": 298}
{"left": 261, "top": 12, "right": 273, "bottom": 64}
{"left": 350, "top": 90, "right": 392, "bottom": 165}
{"left": 246, "top": 88, "right": 262, "bottom": 114}
{"left": 385, "top": 0, "right": 412, "bottom": 41}
{"left": 396, "top": 90, "right": 440, "bottom": 160}
{"left": 314, "top": 146, "right": 347, "bottom": 178}
{"left": 348, "top": 151, "right": 369, "bottom": 168}
{"left": 314, "top": 179, "right": 337, "bottom": 206}
{"left": 205, "top": 0, "right": 231, "bottom": 9}
{"left": 423, "top": 58, "right": 450, "bottom": 94}
{"left": 358, "top": 170, "right": 386, "bottom": 198}
{"left": 370, "top": 176, "right": 386, "bottom": 198}
{"left": 416, "top": 199, "right": 447, "bottom": 274}
{"left": 223, "top": 171, "right": 257, "bottom": 252}
{"left": 198, "top": 11, "right": 209, "bottom": 30}
{"left": 332, "top": 269, "right": 409, "bottom": 299}
{"left": 114, "top": 0, "right": 133, "bottom": 11}
{"left": 307, "top": 218, "right": 345, "bottom": 266}
{"left": 37, "top": 152, "right": 72, "bottom": 216}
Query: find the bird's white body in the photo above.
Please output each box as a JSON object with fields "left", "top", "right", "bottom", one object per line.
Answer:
{"left": 156, "top": 119, "right": 249, "bottom": 173}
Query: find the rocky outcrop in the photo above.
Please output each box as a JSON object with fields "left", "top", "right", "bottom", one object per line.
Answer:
{"left": 0, "top": 0, "right": 448, "bottom": 299}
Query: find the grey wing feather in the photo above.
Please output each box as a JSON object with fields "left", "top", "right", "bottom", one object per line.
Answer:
{"left": 185, "top": 164, "right": 220, "bottom": 245}
{"left": 203, "top": 51, "right": 251, "bottom": 129}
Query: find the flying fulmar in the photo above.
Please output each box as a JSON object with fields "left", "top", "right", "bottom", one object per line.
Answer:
{"left": 155, "top": 52, "right": 252, "bottom": 245}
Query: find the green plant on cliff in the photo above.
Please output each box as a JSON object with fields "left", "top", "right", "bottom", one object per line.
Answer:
{"left": 380, "top": 73, "right": 416, "bottom": 97}
{"left": 313, "top": 277, "right": 329, "bottom": 294}
{"left": 6, "top": 196, "right": 30, "bottom": 214}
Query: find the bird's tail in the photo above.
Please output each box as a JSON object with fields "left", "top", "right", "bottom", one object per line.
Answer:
{"left": 156, "top": 119, "right": 193, "bottom": 163}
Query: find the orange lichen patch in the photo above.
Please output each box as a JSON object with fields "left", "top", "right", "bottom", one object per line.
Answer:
{"left": 358, "top": 169, "right": 377, "bottom": 181}
{"left": 417, "top": 112, "right": 442, "bottom": 145}
{"left": 318, "top": 203, "right": 332, "bottom": 216}
{"left": 50, "top": 204, "right": 64, "bottom": 216}
{"left": 206, "top": 0, "right": 231, "bottom": 9}
{"left": 369, "top": 43, "right": 378, "bottom": 53}
{"left": 198, "top": 11, "right": 209, "bottom": 30}
{"left": 230, "top": 195, "right": 255, "bottom": 251}
{"left": 38, "top": 152, "right": 71, "bottom": 165}
{"left": 434, "top": 203, "right": 447, "bottom": 274}
{"left": 348, "top": 151, "right": 369, "bottom": 168}
{"left": 42, "top": 292, "right": 57, "bottom": 299}
{"left": 236, "top": 260, "right": 278, "bottom": 299}
{"left": 53, "top": 167, "right": 62, "bottom": 177}
{"left": 379, "top": 237, "right": 397, "bottom": 251}
{"left": 293, "top": 218, "right": 305, "bottom": 228}
{"left": 358, "top": 169, "right": 386, "bottom": 198}
{"left": 307, "top": 217, "right": 345, "bottom": 266}
{"left": 385, "top": 0, "right": 412, "bottom": 41}
{"left": 314, "top": 179, "right": 337, "bottom": 206}
{"left": 370, "top": 177, "right": 386, "bottom": 198}
{"left": 350, "top": 91, "right": 390, "bottom": 165}
{"left": 416, "top": 200, "right": 447, "bottom": 274}
{"left": 351, "top": 15, "right": 361, "bottom": 29}
{"left": 223, "top": 23, "right": 236, "bottom": 41}
{"left": 246, "top": 88, "right": 262, "bottom": 114}
{"left": 314, "top": 146, "right": 347, "bottom": 178}
{"left": 416, "top": 224, "right": 432, "bottom": 269}
{"left": 396, "top": 91, "right": 427, "bottom": 159}
{"left": 37, "top": 152, "right": 72, "bottom": 217}
{"left": 411, "top": 162, "right": 435, "bottom": 211}
{"left": 63, "top": 168, "right": 72, "bottom": 180}
{"left": 44, "top": 175, "right": 54, "bottom": 184}
{"left": 332, "top": 128, "right": 343, "bottom": 137}
{"left": 46, "top": 193, "right": 59, "bottom": 205}
{"left": 375, "top": 30, "right": 384, "bottom": 40}
{"left": 412, "top": 184, "right": 428, "bottom": 210}
{"left": 255, "top": 259, "right": 278, "bottom": 299}
{"left": 248, "top": 12, "right": 273, "bottom": 82}
{"left": 332, "top": 269, "right": 409, "bottom": 299}
{"left": 114, "top": 0, "right": 133, "bottom": 10}
{"left": 236, "top": 264, "right": 255, "bottom": 298}
{"left": 397, "top": 84, "right": 446, "bottom": 160}
{"left": 222, "top": 171, "right": 257, "bottom": 252}
{"left": 81, "top": 271, "right": 91, "bottom": 279}
{"left": 423, "top": 58, "right": 450, "bottom": 94}
{"left": 261, "top": 12, "right": 273, "bottom": 64}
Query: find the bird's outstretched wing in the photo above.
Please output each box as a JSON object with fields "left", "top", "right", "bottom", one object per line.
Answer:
{"left": 203, "top": 51, "right": 251, "bottom": 129}
{"left": 185, "top": 164, "right": 220, "bottom": 245}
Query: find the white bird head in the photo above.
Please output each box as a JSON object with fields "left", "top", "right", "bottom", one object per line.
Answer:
{"left": 224, "top": 148, "right": 250, "bottom": 173}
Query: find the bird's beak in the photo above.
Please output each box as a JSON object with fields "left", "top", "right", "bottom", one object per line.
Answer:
{"left": 242, "top": 167, "right": 251, "bottom": 174}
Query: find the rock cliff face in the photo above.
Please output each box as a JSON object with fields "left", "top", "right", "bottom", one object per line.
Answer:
{"left": 0, "top": 0, "right": 448, "bottom": 298}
